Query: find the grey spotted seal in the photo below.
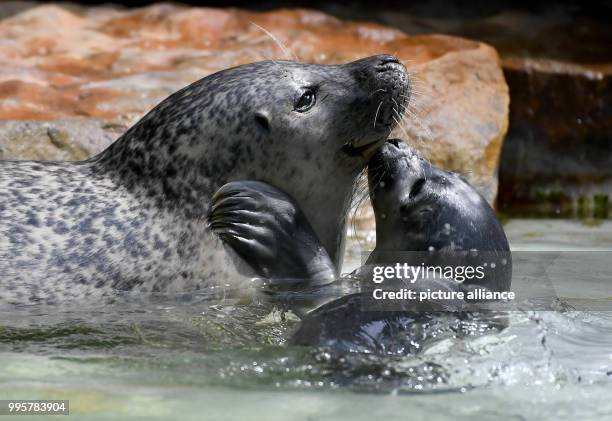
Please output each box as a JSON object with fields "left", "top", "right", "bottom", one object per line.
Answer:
{"left": 0, "top": 55, "right": 409, "bottom": 304}
{"left": 209, "top": 139, "right": 511, "bottom": 350}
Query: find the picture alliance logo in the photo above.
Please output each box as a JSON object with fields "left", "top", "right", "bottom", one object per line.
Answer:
{"left": 370, "top": 285, "right": 516, "bottom": 302}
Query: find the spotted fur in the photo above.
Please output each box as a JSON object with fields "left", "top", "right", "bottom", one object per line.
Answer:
{"left": 0, "top": 56, "right": 408, "bottom": 304}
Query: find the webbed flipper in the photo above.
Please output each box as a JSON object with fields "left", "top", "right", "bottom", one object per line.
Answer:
{"left": 209, "top": 180, "right": 336, "bottom": 290}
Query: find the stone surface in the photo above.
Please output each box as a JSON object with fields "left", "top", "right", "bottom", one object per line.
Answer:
{"left": 0, "top": 3, "right": 509, "bottom": 210}
{"left": 0, "top": 119, "right": 123, "bottom": 161}
{"left": 437, "top": 10, "right": 612, "bottom": 217}
{"left": 498, "top": 59, "right": 612, "bottom": 218}
{"left": 327, "top": 5, "right": 611, "bottom": 217}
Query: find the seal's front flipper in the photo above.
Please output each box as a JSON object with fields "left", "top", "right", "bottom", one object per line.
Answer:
{"left": 209, "top": 180, "right": 336, "bottom": 289}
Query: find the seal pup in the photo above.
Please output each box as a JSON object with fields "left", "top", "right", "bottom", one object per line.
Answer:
{"left": 365, "top": 139, "right": 511, "bottom": 293}
{"left": 208, "top": 139, "right": 511, "bottom": 350}
{"left": 292, "top": 140, "right": 512, "bottom": 349}
{"left": 0, "top": 56, "right": 409, "bottom": 304}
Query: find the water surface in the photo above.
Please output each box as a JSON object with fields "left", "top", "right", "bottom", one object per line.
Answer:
{"left": 1, "top": 219, "right": 612, "bottom": 420}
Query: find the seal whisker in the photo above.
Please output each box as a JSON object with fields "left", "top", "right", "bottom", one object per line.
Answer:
{"left": 404, "top": 69, "right": 429, "bottom": 88}
{"left": 249, "top": 21, "right": 298, "bottom": 61}
{"left": 408, "top": 83, "right": 430, "bottom": 94}
{"left": 373, "top": 101, "right": 384, "bottom": 128}
{"left": 398, "top": 105, "right": 435, "bottom": 144}
{"left": 405, "top": 98, "right": 436, "bottom": 121}
{"left": 369, "top": 88, "right": 387, "bottom": 98}
{"left": 392, "top": 111, "right": 431, "bottom": 182}
{"left": 318, "top": 93, "right": 331, "bottom": 104}
{"left": 406, "top": 86, "right": 429, "bottom": 95}
{"left": 400, "top": 99, "right": 432, "bottom": 127}
{"left": 348, "top": 168, "right": 386, "bottom": 247}
{"left": 406, "top": 77, "right": 428, "bottom": 90}
{"left": 392, "top": 98, "right": 406, "bottom": 118}
{"left": 392, "top": 113, "right": 411, "bottom": 143}
{"left": 404, "top": 91, "right": 428, "bottom": 104}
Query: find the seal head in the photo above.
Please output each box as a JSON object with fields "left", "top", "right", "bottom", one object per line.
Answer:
{"left": 98, "top": 55, "right": 409, "bottom": 267}
{"left": 368, "top": 140, "right": 511, "bottom": 291}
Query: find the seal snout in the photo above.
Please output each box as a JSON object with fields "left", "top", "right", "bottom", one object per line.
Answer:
{"left": 340, "top": 55, "right": 409, "bottom": 160}
{"left": 368, "top": 55, "right": 409, "bottom": 132}
{"left": 368, "top": 139, "right": 424, "bottom": 198}
{"left": 369, "top": 139, "right": 415, "bottom": 168}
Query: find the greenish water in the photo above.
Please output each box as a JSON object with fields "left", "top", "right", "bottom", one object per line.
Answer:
{"left": 1, "top": 219, "right": 612, "bottom": 420}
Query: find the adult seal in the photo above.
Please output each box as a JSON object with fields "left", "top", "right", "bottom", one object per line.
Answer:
{"left": 209, "top": 139, "right": 512, "bottom": 351}
{"left": 0, "top": 55, "right": 409, "bottom": 304}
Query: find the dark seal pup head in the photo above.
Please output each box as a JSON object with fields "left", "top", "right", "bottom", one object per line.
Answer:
{"left": 367, "top": 140, "right": 511, "bottom": 292}
{"left": 96, "top": 55, "right": 409, "bottom": 266}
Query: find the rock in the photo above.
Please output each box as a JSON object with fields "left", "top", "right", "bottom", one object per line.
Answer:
{"left": 0, "top": 3, "right": 508, "bottom": 211}
{"left": 498, "top": 58, "right": 612, "bottom": 218}
{"left": 327, "top": 5, "right": 611, "bottom": 217}
{"left": 0, "top": 119, "right": 124, "bottom": 161}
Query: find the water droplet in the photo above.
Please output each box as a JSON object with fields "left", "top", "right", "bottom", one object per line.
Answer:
{"left": 490, "top": 262, "right": 496, "bottom": 268}
{"left": 379, "top": 181, "right": 386, "bottom": 188}
{"left": 381, "top": 213, "right": 387, "bottom": 220}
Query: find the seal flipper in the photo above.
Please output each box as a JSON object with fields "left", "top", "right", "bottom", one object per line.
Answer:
{"left": 209, "top": 181, "right": 336, "bottom": 289}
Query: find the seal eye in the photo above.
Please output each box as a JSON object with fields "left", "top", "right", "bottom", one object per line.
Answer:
{"left": 294, "top": 89, "right": 316, "bottom": 112}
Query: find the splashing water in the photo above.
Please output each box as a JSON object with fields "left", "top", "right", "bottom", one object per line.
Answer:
{"left": 1, "top": 219, "right": 612, "bottom": 420}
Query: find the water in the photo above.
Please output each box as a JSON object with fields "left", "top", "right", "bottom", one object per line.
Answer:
{"left": 1, "top": 219, "right": 612, "bottom": 420}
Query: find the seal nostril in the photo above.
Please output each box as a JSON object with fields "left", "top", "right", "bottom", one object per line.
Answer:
{"left": 379, "top": 56, "right": 400, "bottom": 66}
{"left": 375, "top": 56, "right": 402, "bottom": 73}
{"left": 410, "top": 178, "right": 426, "bottom": 198}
